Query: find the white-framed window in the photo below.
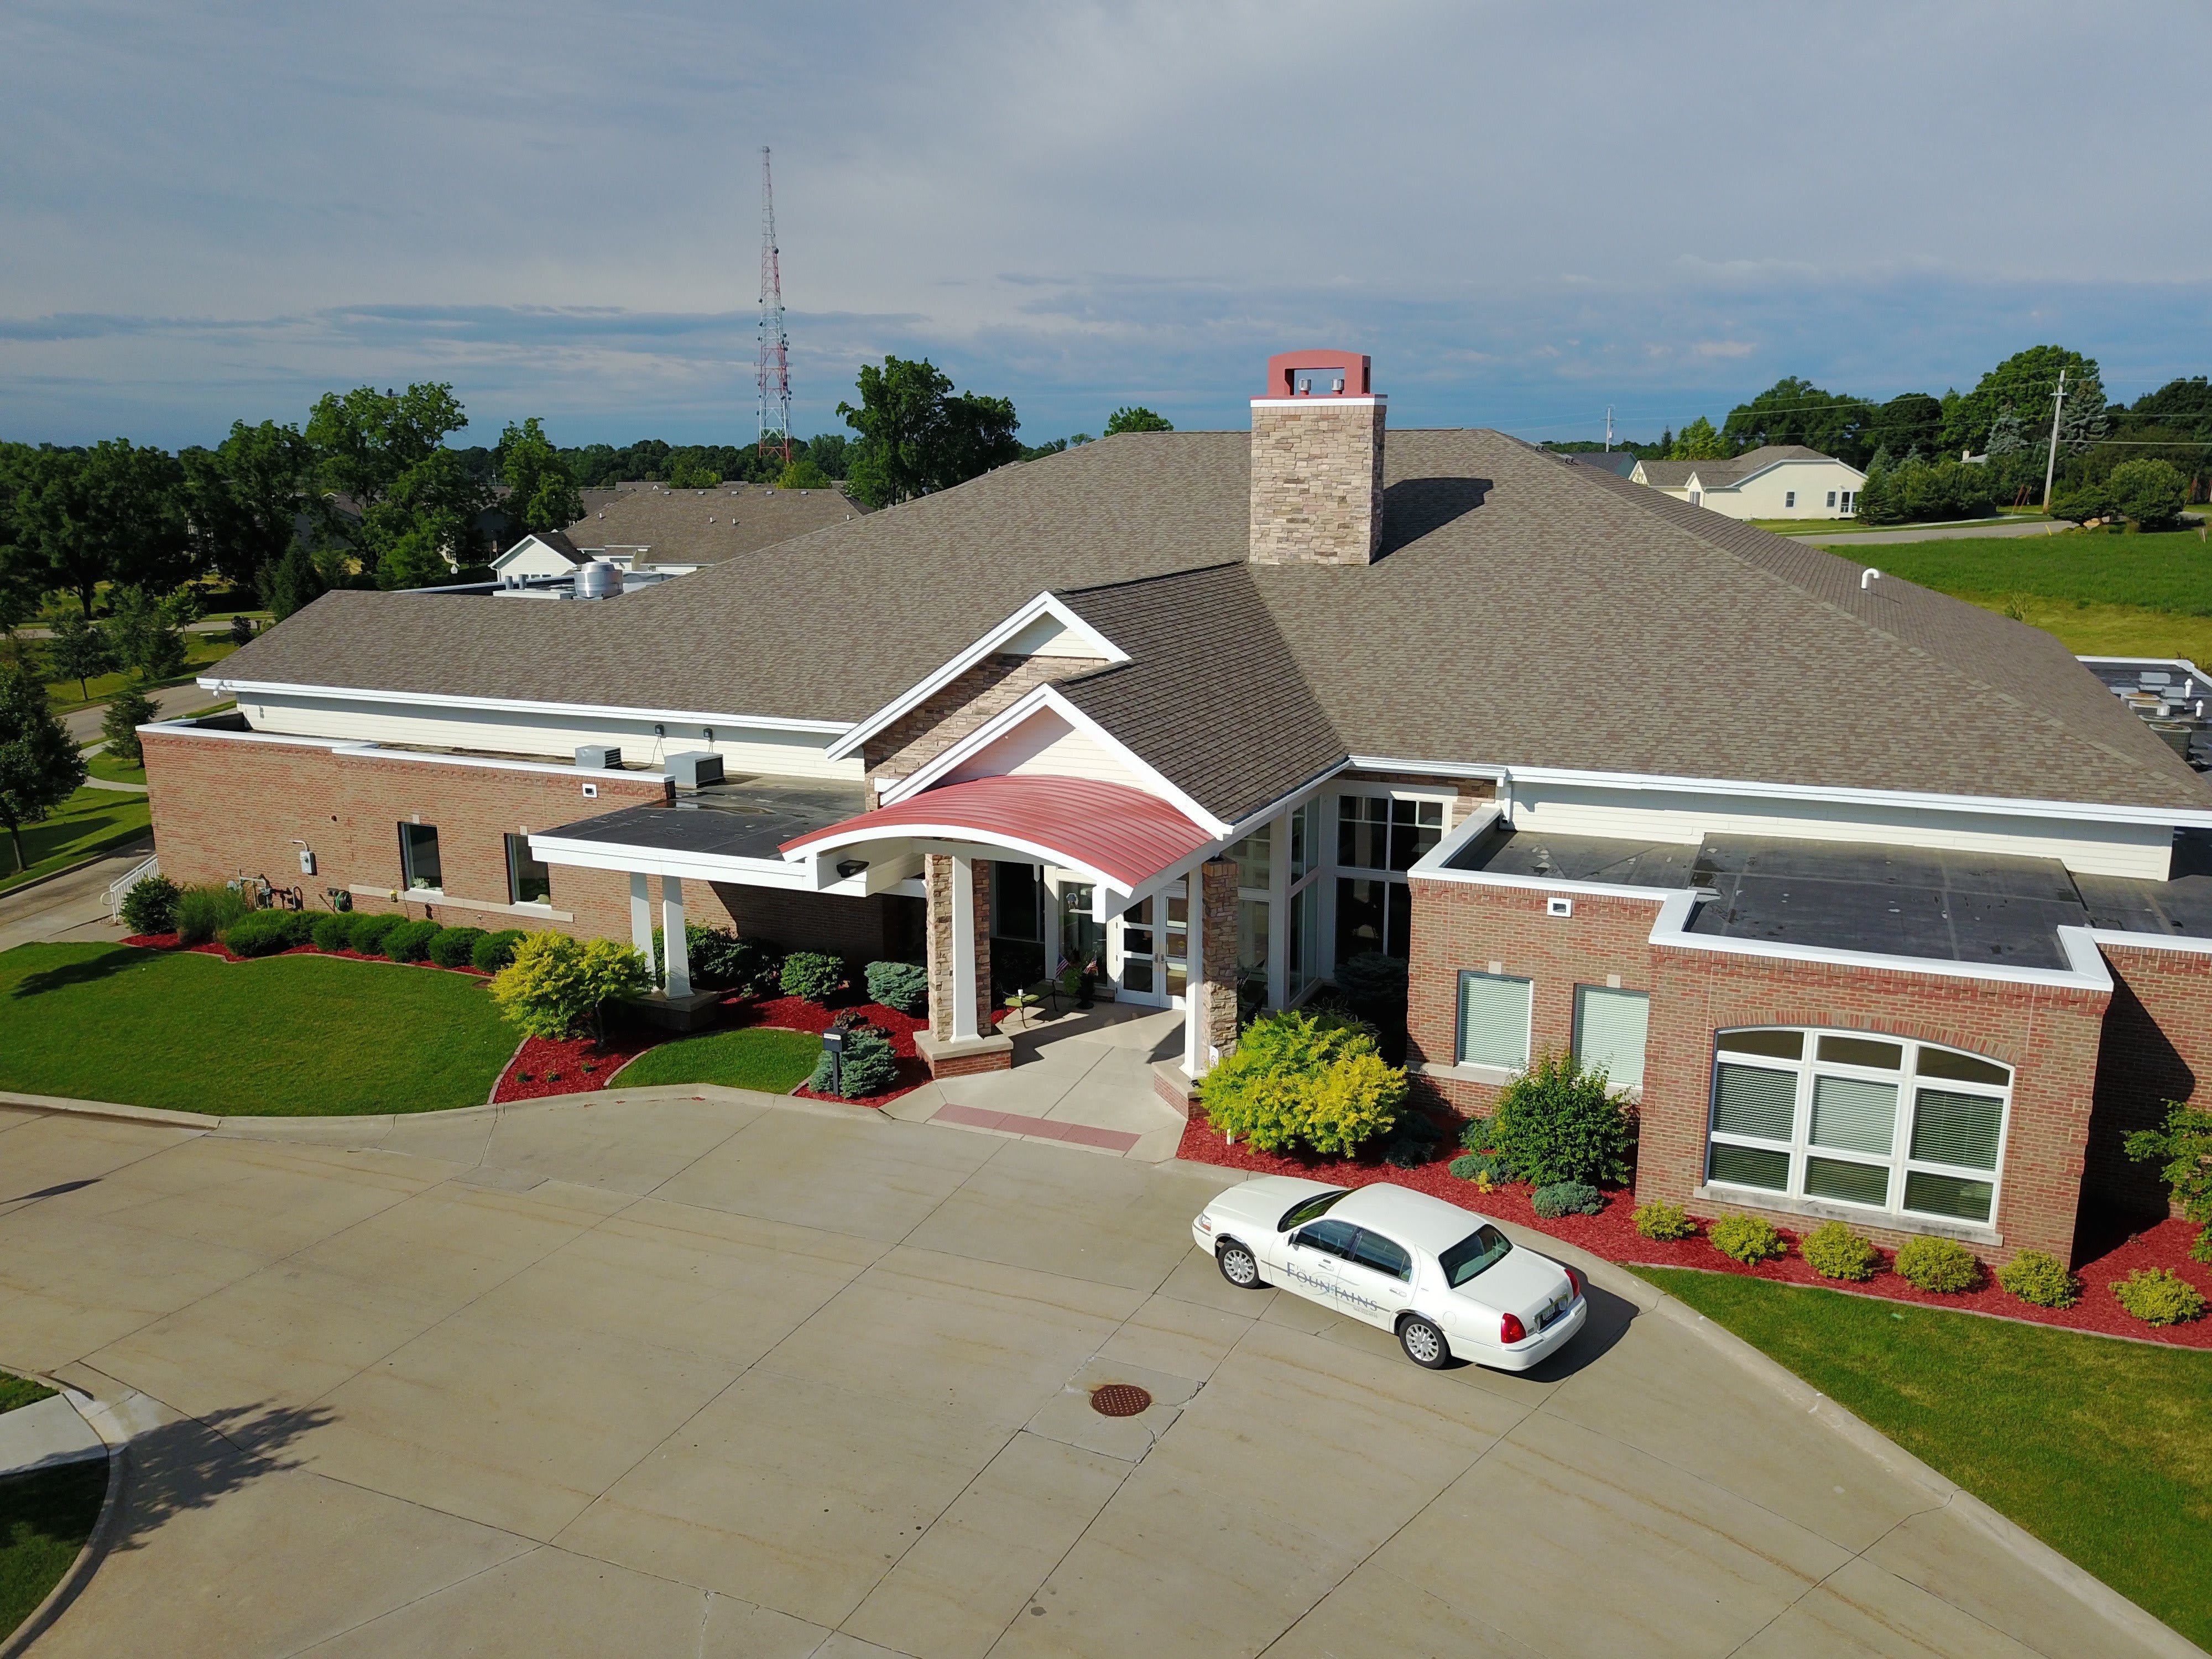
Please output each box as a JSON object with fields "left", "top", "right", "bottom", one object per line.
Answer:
{"left": 1689, "top": 489, "right": 1703, "bottom": 506}
{"left": 1334, "top": 792, "right": 1444, "bottom": 966}
{"left": 1825, "top": 490, "right": 1837, "bottom": 508}
{"left": 1573, "top": 986, "right": 1650, "bottom": 1091}
{"left": 1458, "top": 971, "right": 1532, "bottom": 1071}
{"left": 1841, "top": 489, "right": 1856, "bottom": 514}
{"left": 1227, "top": 821, "right": 1273, "bottom": 1012}
{"left": 1705, "top": 1028, "right": 2010, "bottom": 1225}
{"left": 1785, "top": 491, "right": 1796, "bottom": 508}
{"left": 1286, "top": 799, "right": 1325, "bottom": 1001}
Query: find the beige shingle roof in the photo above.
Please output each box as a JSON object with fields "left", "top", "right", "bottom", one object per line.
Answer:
{"left": 566, "top": 482, "right": 867, "bottom": 565}
{"left": 217, "top": 430, "right": 2211, "bottom": 814}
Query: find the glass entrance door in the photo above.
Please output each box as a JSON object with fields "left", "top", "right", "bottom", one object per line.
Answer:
{"left": 1110, "top": 880, "right": 1188, "bottom": 1007}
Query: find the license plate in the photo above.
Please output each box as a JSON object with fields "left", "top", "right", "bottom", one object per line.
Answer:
{"left": 1538, "top": 1297, "right": 1569, "bottom": 1331}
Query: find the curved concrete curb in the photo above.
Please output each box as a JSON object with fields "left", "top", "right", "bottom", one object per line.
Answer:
{"left": 0, "top": 1394, "right": 125, "bottom": 1659}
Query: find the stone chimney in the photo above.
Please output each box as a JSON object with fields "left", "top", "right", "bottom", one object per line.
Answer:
{"left": 1248, "top": 350, "right": 1385, "bottom": 565}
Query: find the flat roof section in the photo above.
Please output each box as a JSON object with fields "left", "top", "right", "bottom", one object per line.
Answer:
{"left": 544, "top": 775, "right": 869, "bottom": 864}
{"left": 1445, "top": 826, "right": 1700, "bottom": 888}
{"left": 1685, "top": 836, "right": 2088, "bottom": 971}
{"left": 2074, "top": 828, "right": 2212, "bottom": 937}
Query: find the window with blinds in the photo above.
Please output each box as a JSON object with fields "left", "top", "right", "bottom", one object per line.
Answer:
{"left": 1573, "top": 986, "right": 1650, "bottom": 1090}
{"left": 1457, "top": 972, "right": 1532, "bottom": 1071}
{"left": 1704, "top": 1029, "right": 2011, "bottom": 1228}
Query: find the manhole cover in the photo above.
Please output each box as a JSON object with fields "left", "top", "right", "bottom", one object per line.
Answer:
{"left": 1089, "top": 1383, "right": 1152, "bottom": 1418}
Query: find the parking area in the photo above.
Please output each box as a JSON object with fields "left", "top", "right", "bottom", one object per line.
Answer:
{"left": 0, "top": 1089, "right": 2174, "bottom": 1658}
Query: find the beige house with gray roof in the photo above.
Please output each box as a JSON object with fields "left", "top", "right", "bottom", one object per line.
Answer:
{"left": 1632, "top": 444, "right": 1865, "bottom": 518}
{"left": 141, "top": 349, "right": 2212, "bottom": 1269}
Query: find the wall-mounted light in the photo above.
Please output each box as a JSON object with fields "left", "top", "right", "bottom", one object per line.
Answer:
{"left": 836, "top": 859, "right": 869, "bottom": 880}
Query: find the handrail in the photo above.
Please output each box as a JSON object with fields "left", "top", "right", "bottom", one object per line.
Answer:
{"left": 106, "top": 854, "right": 159, "bottom": 921}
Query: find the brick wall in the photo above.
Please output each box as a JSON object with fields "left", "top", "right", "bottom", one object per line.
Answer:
{"left": 1405, "top": 873, "right": 2115, "bottom": 1265}
{"left": 1248, "top": 401, "right": 1386, "bottom": 565}
{"left": 2090, "top": 942, "right": 2212, "bottom": 1218}
{"left": 711, "top": 884, "right": 922, "bottom": 965}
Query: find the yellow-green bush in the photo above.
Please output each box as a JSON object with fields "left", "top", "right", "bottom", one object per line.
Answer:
{"left": 1802, "top": 1220, "right": 1881, "bottom": 1282}
{"left": 1199, "top": 1010, "right": 1406, "bottom": 1156}
{"left": 1709, "top": 1213, "right": 1785, "bottom": 1266}
{"left": 1632, "top": 1200, "right": 1695, "bottom": 1241}
{"left": 1895, "top": 1234, "right": 1982, "bottom": 1294}
{"left": 2110, "top": 1267, "right": 2206, "bottom": 1327}
{"left": 491, "top": 932, "right": 649, "bottom": 1045}
{"left": 1996, "top": 1249, "right": 2081, "bottom": 1310}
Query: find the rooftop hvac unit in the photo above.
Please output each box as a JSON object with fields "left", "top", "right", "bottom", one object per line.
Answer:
{"left": 666, "top": 751, "right": 724, "bottom": 789}
{"left": 575, "top": 745, "right": 622, "bottom": 769}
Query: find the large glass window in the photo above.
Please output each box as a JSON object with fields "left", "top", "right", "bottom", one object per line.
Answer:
{"left": 1573, "top": 986, "right": 1650, "bottom": 1091}
{"left": 398, "top": 822, "right": 441, "bottom": 891}
{"left": 1229, "top": 823, "right": 1271, "bottom": 890}
{"left": 504, "top": 833, "right": 550, "bottom": 905}
{"left": 1457, "top": 972, "right": 1532, "bottom": 1071}
{"left": 1705, "top": 1028, "right": 2011, "bottom": 1225}
{"left": 1337, "top": 795, "right": 1443, "bottom": 873}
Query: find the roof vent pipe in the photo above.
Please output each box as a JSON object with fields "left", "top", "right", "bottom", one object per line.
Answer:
{"left": 576, "top": 560, "right": 622, "bottom": 600}
{"left": 1860, "top": 567, "right": 1880, "bottom": 590}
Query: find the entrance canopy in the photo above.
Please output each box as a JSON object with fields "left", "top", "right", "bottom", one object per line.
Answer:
{"left": 780, "top": 775, "right": 1216, "bottom": 896}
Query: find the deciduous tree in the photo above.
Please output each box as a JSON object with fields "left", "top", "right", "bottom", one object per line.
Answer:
{"left": 1667, "top": 416, "right": 1729, "bottom": 460}
{"left": 42, "top": 604, "right": 110, "bottom": 700}
{"left": 181, "top": 420, "right": 314, "bottom": 591}
{"left": 839, "top": 357, "right": 1022, "bottom": 508}
{"left": 1943, "top": 346, "right": 2105, "bottom": 458}
{"left": 1721, "top": 379, "right": 1867, "bottom": 462}
{"left": 0, "top": 659, "right": 85, "bottom": 873}
{"left": 305, "top": 383, "right": 486, "bottom": 580}
{"left": 494, "top": 418, "right": 585, "bottom": 537}
{"left": 1104, "top": 406, "right": 1174, "bottom": 435}
{"left": 11, "top": 441, "right": 194, "bottom": 614}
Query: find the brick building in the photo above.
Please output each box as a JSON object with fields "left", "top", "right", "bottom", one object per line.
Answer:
{"left": 145, "top": 350, "right": 2212, "bottom": 1266}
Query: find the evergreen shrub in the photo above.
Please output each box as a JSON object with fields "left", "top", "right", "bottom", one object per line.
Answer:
{"left": 1802, "top": 1220, "right": 1882, "bottom": 1282}
{"left": 310, "top": 911, "right": 352, "bottom": 953}
{"left": 221, "top": 911, "right": 312, "bottom": 957}
{"left": 1709, "top": 1214, "right": 1785, "bottom": 1266}
{"left": 864, "top": 960, "right": 929, "bottom": 1015}
{"left": 807, "top": 1021, "right": 899, "bottom": 1099}
{"left": 119, "top": 874, "right": 180, "bottom": 936}
{"left": 1488, "top": 1051, "right": 1635, "bottom": 1188}
{"left": 382, "top": 919, "right": 442, "bottom": 962}
{"left": 1531, "top": 1181, "right": 1604, "bottom": 1218}
{"left": 427, "top": 926, "right": 486, "bottom": 968}
{"left": 1895, "top": 1235, "right": 1983, "bottom": 1293}
{"left": 344, "top": 912, "right": 400, "bottom": 952}
{"left": 472, "top": 928, "right": 528, "bottom": 974}
{"left": 779, "top": 951, "right": 844, "bottom": 1004}
{"left": 491, "top": 933, "right": 650, "bottom": 1044}
{"left": 1997, "top": 1250, "right": 2081, "bottom": 1310}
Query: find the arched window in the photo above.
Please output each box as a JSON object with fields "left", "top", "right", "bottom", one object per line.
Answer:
{"left": 1706, "top": 1029, "right": 2009, "bottom": 1225}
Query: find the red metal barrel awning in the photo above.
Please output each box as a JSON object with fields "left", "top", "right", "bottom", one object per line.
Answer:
{"left": 779, "top": 775, "right": 1214, "bottom": 891}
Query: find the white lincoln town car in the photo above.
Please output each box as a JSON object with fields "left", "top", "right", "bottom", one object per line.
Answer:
{"left": 1192, "top": 1177, "right": 1588, "bottom": 1370}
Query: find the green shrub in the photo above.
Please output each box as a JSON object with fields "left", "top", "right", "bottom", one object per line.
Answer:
{"left": 779, "top": 950, "right": 844, "bottom": 1004}
{"left": 1489, "top": 1050, "right": 1635, "bottom": 1188}
{"left": 472, "top": 928, "right": 528, "bottom": 974}
{"left": 1997, "top": 1249, "right": 2081, "bottom": 1310}
{"left": 1379, "top": 1115, "right": 1449, "bottom": 1168}
{"left": 1198, "top": 1009, "right": 1406, "bottom": 1156}
{"left": 2047, "top": 482, "right": 2113, "bottom": 525}
{"left": 2110, "top": 1267, "right": 2206, "bottom": 1327}
{"left": 1532, "top": 1181, "right": 1604, "bottom": 1218}
{"left": 382, "top": 919, "right": 442, "bottom": 962}
{"left": 2126, "top": 1103, "right": 2212, "bottom": 1243}
{"left": 1895, "top": 1234, "right": 1983, "bottom": 1294}
{"left": 345, "top": 911, "right": 401, "bottom": 952}
{"left": 1459, "top": 1114, "right": 1492, "bottom": 1152}
{"left": 864, "top": 960, "right": 929, "bottom": 1015}
{"left": 119, "top": 873, "right": 180, "bottom": 935}
{"left": 1709, "top": 1214, "right": 1785, "bottom": 1266}
{"left": 651, "top": 922, "right": 765, "bottom": 990}
{"left": 2107, "top": 457, "right": 2189, "bottom": 529}
{"left": 1448, "top": 1148, "right": 1515, "bottom": 1183}
{"left": 1632, "top": 1200, "right": 1696, "bottom": 1241}
{"left": 491, "top": 932, "right": 650, "bottom": 1044}
{"left": 1802, "top": 1220, "right": 1882, "bottom": 1282}
{"left": 310, "top": 910, "right": 352, "bottom": 953}
{"left": 807, "top": 1021, "right": 900, "bottom": 1098}
{"left": 427, "top": 926, "right": 486, "bottom": 969}
{"left": 222, "top": 911, "right": 311, "bottom": 957}
{"left": 2193, "top": 1227, "right": 2212, "bottom": 1266}
{"left": 175, "top": 883, "right": 251, "bottom": 945}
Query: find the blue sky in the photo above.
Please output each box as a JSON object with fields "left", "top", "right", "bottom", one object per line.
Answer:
{"left": 4, "top": 1, "right": 2208, "bottom": 451}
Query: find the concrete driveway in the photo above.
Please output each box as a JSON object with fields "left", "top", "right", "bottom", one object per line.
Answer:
{"left": 0, "top": 1091, "right": 2180, "bottom": 1658}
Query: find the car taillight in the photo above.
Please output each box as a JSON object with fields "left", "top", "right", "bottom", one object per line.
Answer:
{"left": 1500, "top": 1312, "right": 1527, "bottom": 1344}
{"left": 1566, "top": 1266, "right": 1584, "bottom": 1300}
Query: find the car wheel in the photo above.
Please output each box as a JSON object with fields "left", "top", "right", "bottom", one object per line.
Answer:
{"left": 1399, "top": 1314, "right": 1449, "bottom": 1369}
{"left": 1216, "top": 1241, "right": 1265, "bottom": 1288}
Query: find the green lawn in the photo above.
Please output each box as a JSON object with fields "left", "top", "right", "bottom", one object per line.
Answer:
{"left": 0, "top": 1462, "right": 105, "bottom": 1644}
{"left": 611, "top": 1026, "right": 822, "bottom": 1093}
{"left": 0, "top": 1374, "right": 56, "bottom": 1416}
{"left": 82, "top": 753, "right": 145, "bottom": 786}
{"left": 44, "top": 635, "right": 237, "bottom": 715}
{"left": 1635, "top": 1267, "right": 2212, "bottom": 1647}
{"left": 1874, "top": 524, "right": 2212, "bottom": 615}
{"left": 0, "top": 943, "right": 520, "bottom": 1114}
{"left": 0, "top": 786, "right": 150, "bottom": 894}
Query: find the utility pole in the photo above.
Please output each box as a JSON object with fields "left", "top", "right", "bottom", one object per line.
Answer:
{"left": 2041, "top": 369, "right": 2067, "bottom": 512}
{"left": 1604, "top": 406, "right": 1614, "bottom": 453}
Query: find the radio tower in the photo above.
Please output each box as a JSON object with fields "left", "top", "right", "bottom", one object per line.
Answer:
{"left": 756, "top": 147, "right": 793, "bottom": 468}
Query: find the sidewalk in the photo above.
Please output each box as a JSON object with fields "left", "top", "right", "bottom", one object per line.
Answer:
{"left": 0, "top": 850, "right": 151, "bottom": 953}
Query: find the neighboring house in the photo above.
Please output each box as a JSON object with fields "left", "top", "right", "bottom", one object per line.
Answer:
{"left": 146, "top": 349, "right": 2212, "bottom": 1271}
{"left": 1632, "top": 444, "right": 1866, "bottom": 518}
{"left": 489, "top": 529, "right": 591, "bottom": 581}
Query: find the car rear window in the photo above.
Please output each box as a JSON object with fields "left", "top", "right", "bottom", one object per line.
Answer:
{"left": 1276, "top": 1188, "right": 1349, "bottom": 1231}
{"left": 1437, "top": 1224, "right": 1514, "bottom": 1287}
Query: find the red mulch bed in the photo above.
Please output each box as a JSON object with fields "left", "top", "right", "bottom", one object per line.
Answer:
{"left": 743, "top": 995, "right": 931, "bottom": 1107}
{"left": 1175, "top": 1115, "right": 2212, "bottom": 1347}
{"left": 495, "top": 1031, "right": 662, "bottom": 1102}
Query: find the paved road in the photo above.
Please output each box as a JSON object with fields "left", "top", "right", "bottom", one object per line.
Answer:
{"left": 62, "top": 681, "right": 228, "bottom": 745}
{"left": 1791, "top": 519, "right": 2071, "bottom": 547}
{"left": 0, "top": 1092, "right": 2180, "bottom": 1658}
{"left": 0, "top": 848, "right": 152, "bottom": 953}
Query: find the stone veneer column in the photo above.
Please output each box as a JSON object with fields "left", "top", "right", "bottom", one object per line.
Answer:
{"left": 920, "top": 851, "right": 1012, "bottom": 1077}
{"left": 1191, "top": 858, "right": 1241, "bottom": 1072}
{"left": 971, "top": 858, "right": 994, "bottom": 1029}
{"left": 1247, "top": 399, "right": 1386, "bottom": 565}
{"left": 925, "top": 853, "right": 959, "bottom": 1042}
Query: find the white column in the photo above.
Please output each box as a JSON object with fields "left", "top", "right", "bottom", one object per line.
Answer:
{"left": 661, "top": 876, "right": 691, "bottom": 998}
{"left": 950, "top": 854, "right": 979, "bottom": 1040}
{"left": 1266, "top": 806, "right": 1291, "bottom": 1010}
{"left": 629, "top": 872, "right": 656, "bottom": 987}
{"left": 1184, "top": 870, "right": 1207, "bottom": 1075}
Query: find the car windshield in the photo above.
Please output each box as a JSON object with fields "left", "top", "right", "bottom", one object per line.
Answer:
{"left": 1276, "top": 1188, "right": 1349, "bottom": 1232}
{"left": 1437, "top": 1224, "right": 1514, "bottom": 1287}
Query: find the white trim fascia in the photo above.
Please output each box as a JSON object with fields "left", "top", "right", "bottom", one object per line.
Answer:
{"left": 1350, "top": 753, "right": 2212, "bottom": 831}
{"left": 1248, "top": 396, "right": 1385, "bottom": 408}
{"left": 143, "top": 720, "right": 342, "bottom": 752}
{"left": 2086, "top": 928, "right": 2212, "bottom": 958}
{"left": 147, "top": 719, "right": 669, "bottom": 783}
{"left": 1405, "top": 802, "right": 1683, "bottom": 901}
{"left": 528, "top": 836, "right": 812, "bottom": 889}
{"left": 1647, "top": 889, "right": 2115, "bottom": 992}
{"left": 201, "top": 677, "right": 851, "bottom": 737}
{"left": 1215, "top": 760, "right": 1350, "bottom": 844}
{"left": 781, "top": 822, "right": 1123, "bottom": 892}
{"left": 822, "top": 592, "right": 1128, "bottom": 763}
{"left": 879, "top": 682, "right": 1234, "bottom": 836}
{"left": 2078, "top": 654, "right": 2209, "bottom": 680}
